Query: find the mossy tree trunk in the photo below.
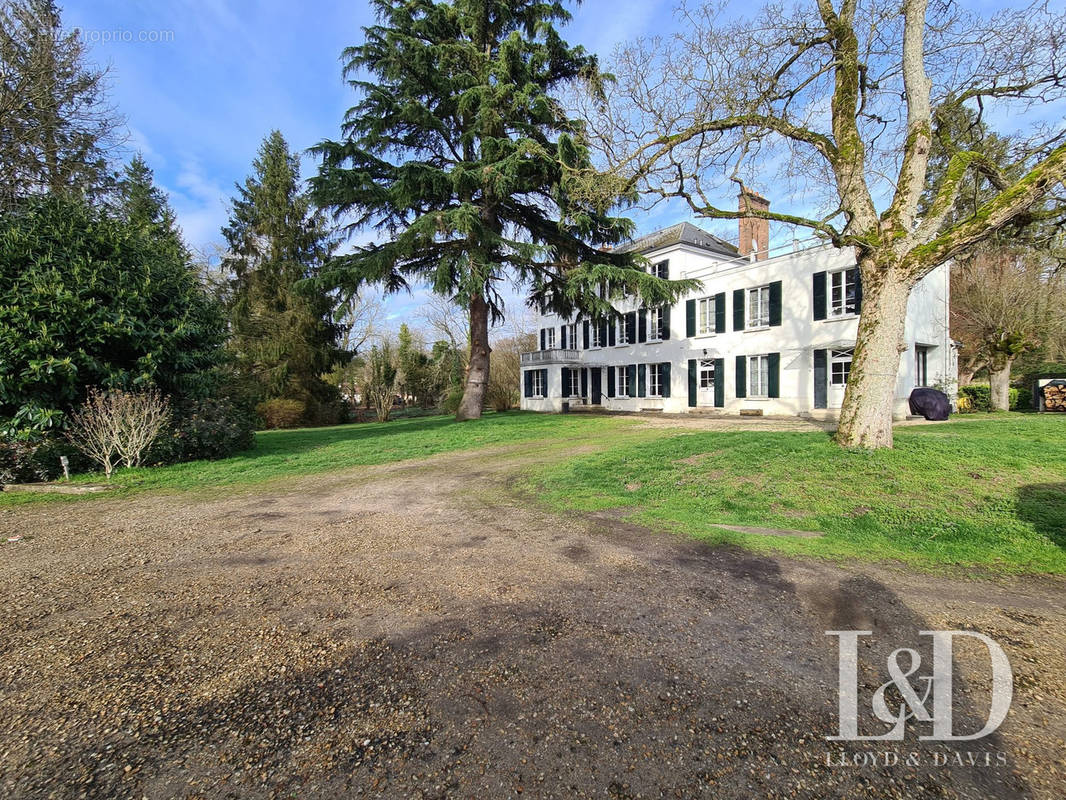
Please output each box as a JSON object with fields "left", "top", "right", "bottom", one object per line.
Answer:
{"left": 988, "top": 355, "right": 1014, "bottom": 411}
{"left": 836, "top": 258, "right": 914, "bottom": 447}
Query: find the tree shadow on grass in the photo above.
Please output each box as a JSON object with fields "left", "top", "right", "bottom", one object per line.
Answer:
{"left": 1016, "top": 483, "right": 1066, "bottom": 549}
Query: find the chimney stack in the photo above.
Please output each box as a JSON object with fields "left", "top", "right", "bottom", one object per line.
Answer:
{"left": 738, "top": 188, "right": 770, "bottom": 261}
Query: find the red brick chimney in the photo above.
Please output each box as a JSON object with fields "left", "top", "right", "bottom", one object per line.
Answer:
{"left": 738, "top": 188, "right": 770, "bottom": 261}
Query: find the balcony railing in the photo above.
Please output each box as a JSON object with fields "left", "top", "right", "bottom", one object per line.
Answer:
{"left": 521, "top": 348, "right": 579, "bottom": 365}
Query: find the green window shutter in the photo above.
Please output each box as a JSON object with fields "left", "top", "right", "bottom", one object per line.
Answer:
{"left": 686, "top": 299, "right": 696, "bottom": 337}
{"left": 735, "top": 355, "right": 747, "bottom": 398}
{"left": 607, "top": 366, "right": 615, "bottom": 397}
{"left": 768, "top": 352, "right": 780, "bottom": 398}
{"left": 561, "top": 367, "right": 570, "bottom": 398}
{"left": 715, "top": 292, "right": 726, "bottom": 333}
{"left": 637, "top": 309, "right": 647, "bottom": 343}
{"left": 813, "top": 271, "right": 827, "bottom": 321}
{"left": 559, "top": 325, "right": 567, "bottom": 349}
{"left": 581, "top": 368, "right": 588, "bottom": 398}
{"left": 769, "top": 281, "right": 782, "bottom": 327}
{"left": 813, "top": 349, "right": 828, "bottom": 409}
{"left": 625, "top": 312, "right": 636, "bottom": 343}
{"left": 627, "top": 364, "right": 636, "bottom": 397}
{"left": 608, "top": 319, "right": 616, "bottom": 346}
{"left": 638, "top": 363, "right": 647, "bottom": 397}
{"left": 661, "top": 362, "right": 671, "bottom": 397}
{"left": 687, "top": 359, "right": 697, "bottom": 407}
{"left": 733, "top": 289, "right": 745, "bottom": 331}
{"left": 540, "top": 328, "right": 546, "bottom": 350}
{"left": 713, "top": 358, "right": 725, "bottom": 407}
{"left": 582, "top": 320, "right": 590, "bottom": 349}
{"left": 541, "top": 369, "right": 548, "bottom": 395}
{"left": 524, "top": 370, "right": 532, "bottom": 398}
{"left": 661, "top": 305, "right": 671, "bottom": 340}
{"left": 849, "top": 267, "right": 862, "bottom": 313}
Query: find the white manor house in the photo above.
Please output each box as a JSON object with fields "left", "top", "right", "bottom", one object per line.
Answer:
{"left": 520, "top": 191, "right": 956, "bottom": 419}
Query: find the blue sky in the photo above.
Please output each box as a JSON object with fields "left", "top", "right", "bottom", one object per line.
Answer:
{"left": 61, "top": 0, "right": 683, "bottom": 326}
{"left": 60, "top": 0, "right": 1060, "bottom": 328}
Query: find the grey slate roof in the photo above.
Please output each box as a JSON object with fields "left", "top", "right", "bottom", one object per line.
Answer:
{"left": 620, "top": 221, "right": 738, "bottom": 258}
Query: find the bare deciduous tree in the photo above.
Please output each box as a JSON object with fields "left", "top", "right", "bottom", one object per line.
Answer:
{"left": 952, "top": 249, "right": 1065, "bottom": 410}
{"left": 577, "top": 0, "right": 1066, "bottom": 447}
{"left": 67, "top": 388, "right": 170, "bottom": 479}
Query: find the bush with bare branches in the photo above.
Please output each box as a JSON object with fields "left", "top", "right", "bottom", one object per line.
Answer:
{"left": 67, "top": 389, "right": 170, "bottom": 479}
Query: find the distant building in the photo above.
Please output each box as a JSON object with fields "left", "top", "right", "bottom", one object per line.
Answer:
{"left": 520, "top": 191, "right": 955, "bottom": 419}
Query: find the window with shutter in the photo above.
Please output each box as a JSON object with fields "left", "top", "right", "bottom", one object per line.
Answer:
{"left": 748, "top": 354, "right": 770, "bottom": 397}
{"left": 747, "top": 286, "right": 771, "bottom": 328}
{"left": 696, "top": 296, "right": 716, "bottom": 335}
{"left": 647, "top": 363, "right": 661, "bottom": 397}
{"left": 829, "top": 268, "right": 859, "bottom": 317}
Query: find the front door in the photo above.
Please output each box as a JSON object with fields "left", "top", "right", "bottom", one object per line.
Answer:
{"left": 698, "top": 359, "right": 716, "bottom": 406}
{"left": 590, "top": 368, "right": 602, "bottom": 404}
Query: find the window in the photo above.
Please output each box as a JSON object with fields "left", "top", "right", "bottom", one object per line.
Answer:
{"left": 590, "top": 322, "right": 603, "bottom": 348}
{"left": 649, "top": 363, "right": 663, "bottom": 396}
{"left": 699, "top": 359, "right": 716, "bottom": 389}
{"left": 569, "top": 369, "right": 582, "bottom": 397}
{"left": 748, "top": 354, "right": 770, "bottom": 397}
{"left": 530, "top": 370, "right": 545, "bottom": 397}
{"left": 566, "top": 322, "right": 577, "bottom": 350}
{"left": 618, "top": 315, "right": 632, "bottom": 345}
{"left": 544, "top": 327, "right": 556, "bottom": 350}
{"left": 697, "top": 296, "right": 716, "bottom": 335}
{"left": 831, "top": 349, "right": 853, "bottom": 386}
{"left": 651, "top": 260, "right": 668, "bottom": 279}
{"left": 748, "top": 286, "right": 771, "bottom": 328}
{"left": 830, "top": 269, "right": 859, "bottom": 317}
{"left": 616, "top": 366, "right": 631, "bottom": 397}
{"left": 648, "top": 307, "right": 662, "bottom": 341}
{"left": 915, "top": 346, "right": 930, "bottom": 387}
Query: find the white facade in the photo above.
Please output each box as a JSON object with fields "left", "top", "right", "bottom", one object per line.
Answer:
{"left": 520, "top": 227, "right": 955, "bottom": 419}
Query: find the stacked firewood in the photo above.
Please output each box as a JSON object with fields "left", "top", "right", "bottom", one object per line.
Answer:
{"left": 1043, "top": 383, "right": 1066, "bottom": 411}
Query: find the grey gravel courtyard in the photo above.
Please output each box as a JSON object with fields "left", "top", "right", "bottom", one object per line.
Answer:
{"left": 1, "top": 444, "right": 1064, "bottom": 799}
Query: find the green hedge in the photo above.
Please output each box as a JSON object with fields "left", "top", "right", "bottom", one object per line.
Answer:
{"left": 958, "top": 384, "right": 1021, "bottom": 412}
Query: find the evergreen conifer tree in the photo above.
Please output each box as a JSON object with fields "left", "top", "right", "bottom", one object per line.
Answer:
{"left": 223, "top": 130, "right": 345, "bottom": 423}
{"left": 312, "top": 0, "right": 693, "bottom": 419}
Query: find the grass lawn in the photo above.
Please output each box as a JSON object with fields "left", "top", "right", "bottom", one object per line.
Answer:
{"left": 527, "top": 414, "right": 1066, "bottom": 574}
{"left": 0, "top": 411, "right": 632, "bottom": 506}
{"left": 6, "top": 409, "right": 1064, "bottom": 574}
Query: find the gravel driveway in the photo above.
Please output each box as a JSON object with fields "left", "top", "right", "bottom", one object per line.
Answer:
{"left": 1, "top": 441, "right": 1064, "bottom": 799}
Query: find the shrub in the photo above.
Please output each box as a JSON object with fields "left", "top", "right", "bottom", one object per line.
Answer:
{"left": 67, "top": 389, "right": 170, "bottom": 479}
{"left": 958, "top": 384, "right": 1019, "bottom": 413}
{"left": 150, "top": 397, "right": 256, "bottom": 463}
{"left": 363, "top": 342, "right": 398, "bottom": 423}
{"left": 440, "top": 387, "right": 464, "bottom": 415}
{"left": 1013, "top": 386, "right": 1033, "bottom": 411}
{"left": 256, "top": 398, "right": 307, "bottom": 429}
{"left": 0, "top": 436, "right": 85, "bottom": 485}
{"left": 0, "top": 196, "right": 225, "bottom": 425}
